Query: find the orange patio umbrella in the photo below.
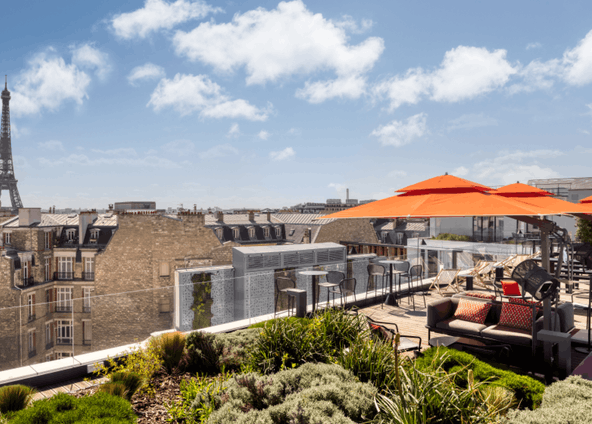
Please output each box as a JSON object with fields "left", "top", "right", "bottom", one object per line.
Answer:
{"left": 490, "top": 183, "right": 585, "bottom": 215}
{"left": 580, "top": 195, "right": 592, "bottom": 204}
{"left": 317, "top": 175, "right": 555, "bottom": 220}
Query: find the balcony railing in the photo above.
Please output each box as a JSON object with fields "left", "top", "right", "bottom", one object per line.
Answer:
{"left": 83, "top": 306, "right": 91, "bottom": 313}
{"left": 82, "top": 272, "right": 94, "bottom": 281}
{"left": 54, "top": 272, "right": 74, "bottom": 280}
{"left": 55, "top": 305, "right": 72, "bottom": 313}
{"left": 45, "top": 341, "right": 53, "bottom": 350}
{"left": 21, "top": 277, "right": 34, "bottom": 287}
{"left": 56, "top": 338, "right": 72, "bottom": 345}
{"left": 28, "top": 350, "right": 36, "bottom": 358}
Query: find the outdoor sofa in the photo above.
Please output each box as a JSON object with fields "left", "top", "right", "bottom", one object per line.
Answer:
{"left": 426, "top": 294, "right": 574, "bottom": 353}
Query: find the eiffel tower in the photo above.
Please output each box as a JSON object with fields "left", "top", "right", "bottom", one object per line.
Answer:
{"left": 0, "top": 76, "right": 23, "bottom": 212}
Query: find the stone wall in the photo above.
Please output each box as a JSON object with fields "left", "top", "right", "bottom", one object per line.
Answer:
{"left": 314, "top": 219, "right": 379, "bottom": 244}
{"left": 92, "top": 213, "right": 230, "bottom": 351}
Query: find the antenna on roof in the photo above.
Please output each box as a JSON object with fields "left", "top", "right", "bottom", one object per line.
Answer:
{"left": 445, "top": 172, "right": 448, "bottom": 175}
{"left": 4, "top": 75, "right": 6, "bottom": 89}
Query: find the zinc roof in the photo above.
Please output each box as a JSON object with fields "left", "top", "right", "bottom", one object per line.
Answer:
{"left": 204, "top": 214, "right": 276, "bottom": 225}
{"left": 271, "top": 213, "right": 337, "bottom": 225}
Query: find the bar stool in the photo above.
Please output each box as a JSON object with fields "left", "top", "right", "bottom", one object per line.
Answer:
{"left": 367, "top": 263, "right": 386, "bottom": 301}
{"left": 318, "top": 271, "right": 344, "bottom": 309}
{"left": 274, "top": 276, "right": 296, "bottom": 318}
{"left": 329, "top": 277, "right": 357, "bottom": 308}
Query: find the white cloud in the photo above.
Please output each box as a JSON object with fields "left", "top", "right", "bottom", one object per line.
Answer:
{"left": 453, "top": 166, "right": 469, "bottom": 176}
{"left": 334, "top": 15, "right": 373, "bottom": 34}
{"left": 162, "top": 139, "right": 194, "bottom": 155}
{"left": 11, "top": 122, "right": 30, "bottom": 139}
{"left": 270, "top": 147, "right": 295, "bottom": 161}
{"left": 199, "top": 144, "right": 239, "bottom": 159}
{"left": 91, "top": 147, "right": 139, "bottom": 156}
{"left": 328, "top": 182, "right": 347, "bottom": 193}
{"left": 227, "top": 123, "right": 240, "bottom": 138}
{"left": 526, "top": 42, "right": 542, "bottom": 50}
{"left": 447, "top": 113, "right": 498, "bottom": 131}
{"left": 38, "top": 151, "right": 180, "bottom": 168}
{"left": 387, "top": 170, "right": 407, "bottom": 178}
{"left": 507, "top": 59, "right": 561, "bottom": 94}
{"left": 370, "top": 113, "right": 427, "bottom": 147}
{"left": 579, "top": 129, "right": 590, "bottom": 135}
{"left": 257, "top": 130, "right": 270, "bottom": 140}
{"left": 374, "top": 46, "right": 517, "bottom": 110}
{"left": 562, "top": 29, "right": 592, "bottom": 85}
{"left": 11, "top": 51, "right": 92, "bottom": 116}
{"left": 173, "top": 0, "right": 384, "bottom": 102}
{"left": 71, "top": 44, "right": 111, "bottom": 81}
{"left": 287, "top": 128, "right": 301, "bottom": 135}
{"left": 474, "top": 149, "right": 563, "bottom": 185}
{"left": 111, "top": 0, "right": 220, "bottom": 40}
{"left": 147, "top": 73, "right": 270, "bottom": 120}
{"left": 128, "top": 63, "right": 165, "bottom": 85}
{"left": 38, "top": 140, "right": 65, "bottom": 151}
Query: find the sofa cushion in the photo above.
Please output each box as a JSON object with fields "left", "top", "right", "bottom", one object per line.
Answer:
{"left": 501, "top": 280, "right": 521, "bottom": 296}
{"left": 454, "top": 298, "right": 493, "bottom": 324}
{"left": 481, "top": 325, "right": 532, "bottom": 346}
{"left": 463, "top": 291, "right": 496, "bottom": 301}
{"left": 435, "top": 317, "right": 487, "bottom": 337}
{"left": 499, "top": 302, "right": 534, "bottom": 330}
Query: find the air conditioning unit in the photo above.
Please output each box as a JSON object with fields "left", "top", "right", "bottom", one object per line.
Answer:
{"left": 232, "top": 242, "right": 346, "bottom": 320}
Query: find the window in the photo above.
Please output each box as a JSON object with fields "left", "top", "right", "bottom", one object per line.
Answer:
{"left": 44, "top": 258, "right": 51, "bottom": 281}
{"left": 83, "top": 288, "right": 92, "bottom": 312}
{"left": 232, "top": 228, "right": 240, "bottom": 239}
{"left": 58, "top": 257, "right": 73, "bottom": 279}
{"left": 56, "top": 288, "right": 72, "bottom": 312}
{"left": 57, "top": 320, "right": 72, "bottom": 344}
{"left": 248, "top": 228, "right": 255, "bottom": 238}
{"left": 28, "top": 330, "right": 36, "bottom": 356}
{"left": 84, "top": 258, "right": 94, "bottom": 280}
{"left": 216, "top": 228, "right": 223, "bottom": 239}
{"left": 65, "top": 229, "right": 76, "bottom": 242}
{"left": 23, "top": 261, "right": 29, "bottom": 279}
{"left": 45, "top": 322, "right": 53, "bottom": 348}
{"left": 264, "top": 227, "right": 270, "bottom": 238}
{"left": 27, "top": 293, "right": 35, "bottom": 321}
{"left": 90, "top": 229, "right": 100, "bottom": 239}
{"left": 82, "top": 320, "right": 91, "bottom": 345}
{"left": 275, "top": 227, "right": 281, "bottom": 237}
{"left": 44, "top": 232, "right": 51, "bottom": 249}
{"left": 3, "top": 232, "right": 11, "bottom": 245}
{"left": 46, "top": 289, "right": 54, "bottom": 313}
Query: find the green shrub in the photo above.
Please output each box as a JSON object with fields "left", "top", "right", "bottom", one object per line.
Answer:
{"left": 433, "top": 233, "right": 472, "bottom": 241}
{"left": 110, "top": 372, "right": 144, "bottom": 401}
{"left": 576, "top": 218, "right": 592, "bottom": 244}
{"left": 202, "top": 363, "right": 377, "bottom": 424}
{"left": 337, "top": 336, "right": 399, "bottom": 391}
{"left": 313, "top": 308, "right": 369, "bottom": 351}
{"left": 181, "top": 331, "right": 224, "bottom": 376}
{"left": 0, "top": 384, "right": 36, "bottom": 414}
{"left": 247, "top": 317, "right": 308, "bottom": 330}
{"left": 215, "top": 328, "right": 261, "bottom": 372}
{"left": 374, "top": 358, "right": 515, "bottom": 424}
{"left": 249, "top": 315, "right": 331, "bottom": 373}
{"left": 151, "top": 332, "right": 186, "bottom": 374}
{"left": 506, "top": 376, "right": 592, "bottom": 423}
{"left": 99, "top": 382, "right": 129, "bottom": 400}
{"left": 416, "top": 346, "right": 544, "bottom": 409}
{"left": 10, "top": 391, "right": 136, "bottom": 423}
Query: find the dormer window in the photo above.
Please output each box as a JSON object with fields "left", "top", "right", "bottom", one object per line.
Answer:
{"left": 233, "top": 228, "right": 240, "bottom": 239}
{"left": 3, "top": 232, "right": 11, "bottom": 245}
{"left": 275, "top": 227, "right": 281, "bottom": 237}
{"left": 216, "top": 228, "right": 223, "bottom": 239}
{"left": 65, "top": 229, "right": 76, "bottom": 242}
{"left": 90, "top": 229, "right": 100, "bottom": 239}
{"left": 264, "top": 227, "right": 270, "bottom": 238}
{"left": 248, "top": 227, "right": 255, "bottom": 238}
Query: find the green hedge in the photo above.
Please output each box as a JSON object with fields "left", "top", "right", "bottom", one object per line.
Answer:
{"left": 9, "top": 392, "right": 136, "bottom": 423}
{"left": 432, "top": 233, "right": 472, "bottom": 241}
{"left": 415, "top": 347, "right": 544, "bottom": 409}
{"left": 198, "top": 362, "right": 377, "bottom": 424}
{"left": 507, "top": 376, "right": 592, "bottom": 423}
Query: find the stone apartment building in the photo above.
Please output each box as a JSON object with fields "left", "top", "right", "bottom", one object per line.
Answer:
{"left": 0, "top": 209, "right": 236, "bottom": 371}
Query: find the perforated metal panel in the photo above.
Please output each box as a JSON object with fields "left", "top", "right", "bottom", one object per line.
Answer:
{"left": 299, "top": 251, "right": 314, "bottom": 266}
{"left": 283, "top": 252, "right": 299, "bottom": 267}
{"left": 316, "top": 250, "right": 329, "bottom": 263}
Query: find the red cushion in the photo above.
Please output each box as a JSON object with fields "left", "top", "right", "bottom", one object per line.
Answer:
{"left": 498, "top": 302, "right": 533, "bottom": 330}
{"left": 501, "top": 280, "right": 521, "bottom": 296}
{"left": 454, "top": 299, "right": 493, "bottom": 324}
{"left": 509, "top": 297, "right": 541, "bottom": 308}
{"left": 464, "top": 291, "right": 496, "bottom": 301}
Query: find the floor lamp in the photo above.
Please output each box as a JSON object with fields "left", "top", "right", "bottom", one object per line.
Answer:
{"left": 575, "top": 275, "right": 592, "bottom": 354}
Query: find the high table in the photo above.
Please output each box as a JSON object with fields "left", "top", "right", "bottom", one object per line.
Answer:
{"left": 380, "top": 260, "right": 407, "bottom": 307}
{"left": 298, "top": 270, "right": 329, "bottom": 314}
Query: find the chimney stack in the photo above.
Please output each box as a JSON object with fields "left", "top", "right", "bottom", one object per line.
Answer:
{"left": 248, "top": 210, "right": 255, "bottom": 222}
{"left": 266, "top": 211, "right": 271, "bottom": 221}
{"left": 216, "top": 211, "right": 224, "bottom": 222}
{"left": 346, "top": 188, "right": 349, "bottom": 202}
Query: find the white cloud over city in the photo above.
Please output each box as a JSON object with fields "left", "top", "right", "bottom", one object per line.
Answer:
{"left": 370, "top": 113, "right": 428, "bottom": 147}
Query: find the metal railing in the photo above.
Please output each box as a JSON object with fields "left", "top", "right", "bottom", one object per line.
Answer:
{"left": 28, "top": 350, "right": 36, "bottom": 359}
{"left": 45, "top": 341, "right": 53, "bottom": 350}
{"left": 82, "top": 272, "right": 94, "bottom": 281}
{"left": 83, "top": 306, "right": 91, "bottom": 313}
{"left": 54, "top": 272, "right": 74, "bottom": 280}
{"left": 56, "top": 338, "right": 72, "bottom": 345}
{"left": 55, "top": 305, "right": 72, "bottom": 313}
{"left": 21, "top": 277, "right": 34, "bottom": 287}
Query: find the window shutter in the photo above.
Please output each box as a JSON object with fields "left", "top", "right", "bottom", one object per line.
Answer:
{"left": 33, "top": 332, "right": 36, "bottom": 350}
{"left": 32, "top": 293, "right": 35, "bottom": 316}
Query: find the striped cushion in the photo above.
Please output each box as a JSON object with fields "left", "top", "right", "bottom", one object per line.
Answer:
{"left": 454, "top": 299, "right": 493, "bottom": 324}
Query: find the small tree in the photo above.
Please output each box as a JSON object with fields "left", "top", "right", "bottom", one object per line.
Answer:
{"left": 576, "top": 218, "right": 592, "bottom": 244}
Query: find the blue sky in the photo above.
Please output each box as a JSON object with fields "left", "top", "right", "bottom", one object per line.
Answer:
{"left": 3, "top": 0, "right": 592, "bottom": 209}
